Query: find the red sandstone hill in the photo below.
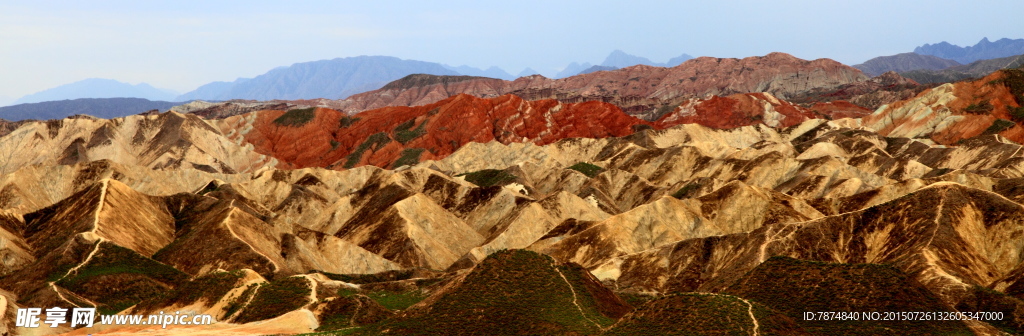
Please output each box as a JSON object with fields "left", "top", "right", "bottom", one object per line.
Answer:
{"left": 215, "top": 92, "right": 869, "bottom": 170}
{"left": 656, "top": 93, "right": 871, "bottom": 129}
{"left": 216, "top": 94, "right": 650, "bottom": 169}
{"left": 330, "top": 53, "right": 868, "bottom": 120}
{"left": 862, "top": 68, "right": 1024, "bottom": 145}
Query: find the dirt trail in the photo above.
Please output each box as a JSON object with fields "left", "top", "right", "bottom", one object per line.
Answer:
{"left": 554, "top": 267, "right": 601, "bottom": 329}
{"left": 737, "top": 297, "right": 760, "bottom": 336}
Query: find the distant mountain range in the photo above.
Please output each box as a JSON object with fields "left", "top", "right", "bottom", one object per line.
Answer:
{"left": 576, "top": 65, "right": 618, "bottom": 75}
{"left": 553, "top": 50, "right": 693, "bottom": 78}
{"left": 13, "top": 78, "right": 178, "bottom": 105}
{"left": 12, "top": 50, "right": 696, "bottom": 107}
{"left": 899, "top": 53, "right": 1024, "bottom": 84}
{"left": 914, "top": 37, "right": 1024, "bottom": 64}
{"left": 0, "top": 98, "right": 178, "bottom": 121}
{"left": 175, "top": 56, "right": 460, "bottom": 101}
{"left": 599, "top": 50, "right": 694, "bottom": 68}
{"left": 442, "top": 65, "right": 514, "bottom": 80}
{"left": 853, "top": 53, "right": 961, "bottom": 77}
{"left": 517, "top": 68, "right": 541, "bottom": 77}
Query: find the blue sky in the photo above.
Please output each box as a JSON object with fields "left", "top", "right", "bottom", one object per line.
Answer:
{"left": 1, "top": 0, "right": 1022, "bottom": 102}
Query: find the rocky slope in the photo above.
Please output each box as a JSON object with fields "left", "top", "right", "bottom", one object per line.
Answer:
{"left": 329, "top": 52, "right": 868, "bottom": 120}
{"left": 0, "top": 111, "right": 275, "bottom": 175}
{"left": 790, "top": 71, "right": 929, "bottom": 111}
{"left": 862, "top": 68, "right": 1024, "bottom": 145}
{"left": 901, "top": 54, "right": 1024, "bottom": 84}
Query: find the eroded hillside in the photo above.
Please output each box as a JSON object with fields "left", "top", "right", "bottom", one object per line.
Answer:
{"left": 3, "top": 68, "right": 1024, "bottom": 335}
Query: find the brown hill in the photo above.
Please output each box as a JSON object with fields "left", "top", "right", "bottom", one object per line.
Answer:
{"left": 854, "top": 53, "right": 961, "bottom": 77}
{"left": 332, "top": 53, "right": 867, "bottom": 120}
{"left": 789, "top": 71, "right": 929, "bottom": 110}
{"left": 353, "top": 250, "right": 631, "bottom": 336}
{"left": 725, "top": 256, "right": 976, "bottom": 335}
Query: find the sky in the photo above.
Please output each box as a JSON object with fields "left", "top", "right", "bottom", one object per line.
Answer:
{"left": 1, "top": 0, "right": 1022, "bottom": 104}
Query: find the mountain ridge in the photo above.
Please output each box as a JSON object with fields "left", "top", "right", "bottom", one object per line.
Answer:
{"left": 853, "top": 52, "right": 961, "bottom": 77}
{"left": 13, "top": 79, "right": 178, "bottom": 105}
{"left": 175, "top": 56, "right": 460, "bottom": 101}
{"left": 915, "top": 37, "right": 1024, "bottom": 64}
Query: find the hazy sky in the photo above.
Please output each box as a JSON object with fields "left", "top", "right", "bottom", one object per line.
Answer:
{"left": 1, "top": 0, "right": 1022, "bottom": 102}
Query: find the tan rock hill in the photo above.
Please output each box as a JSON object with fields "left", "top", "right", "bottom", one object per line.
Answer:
{"left": 0, "top": 111, "right": 275, "bottom": 175}
{"left": 605, "top": 183, "right": 1024, "bottom": 308}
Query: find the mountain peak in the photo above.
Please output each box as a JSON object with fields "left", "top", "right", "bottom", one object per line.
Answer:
{"left": 517, "top": 68, "right": 540, "bottom": 77}
{"left": 601, "top": 50, "right": 656, "bottom": 68}
{"left": 914, "top": 37, "right": 1024, "bottom": 64}
{"left": 13, "top": 78, "right": 179, "bottom": 105}
{"left": 176, "top": 56, "right": 460, "bottom": 101}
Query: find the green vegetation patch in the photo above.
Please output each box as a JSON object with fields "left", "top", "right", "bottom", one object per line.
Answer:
{"left": 223, "top": 283, "right": 258, "bottom": 320}
{"left": 353, "top": 250, "right": 624, "bottom": 336}
{"left": 997, "top": 69, "right": 1024, "bottom": 121}
{"left": 394, "top": 119, "right": 427, "bottom": 144}
{"left": 339, "top": 116, "right": 361, "bottom": 128}
{"left": 604, "top": 293, "right": 805, "bottom": 336}
{"left": 343, "top": 132, "right": 392, "bottom": 168}
{"left": 1012, "top": 106, "right": 1024, "bottom": 122}
{"left": 460, "top": 169, "right": 517, "bottom": 187}
{"left": 391, "top": 148, "right": 425, "bottom": 169}
{"left": 318, "top": 269, "right": 417, "bottom": 284}
{"left": 567, "top": 162, "right": 603, "bottom": 178}
{"left": 652, "top": 104, "right": 677, "bottom": 119}
{"left": 316, "top": 296, "right": 364, "bottom": 332}
{"left": 137, "top": 270, "right": 245, "bottom": 313}
{"left": 55, "top": 242, "right": 188, "bottom": 314}
{"left": 955, "top": 285, "right": 1024, "bottom": 334}
{"left": 233, "top": 276, "right": 313, "bottom": 323}
{"left": 365, "top": 290, "right": 428, "bottom": 310}
{"left": 724, "top": 256, "right": 973, "bottom": 335}
{"left": 984, "top": 119, "right": 1016, "bottom": 135}
{"left": 671, "top": 182, "right": 702, "bottom": 199}
{"left": 964, "top": 100, "right": 994, "bottom": 114}
{"left": 273, "top": 107, "right": 317, "bottom": 127}
{"left": 334, "top": 282, "right": 427, "bottom": 310}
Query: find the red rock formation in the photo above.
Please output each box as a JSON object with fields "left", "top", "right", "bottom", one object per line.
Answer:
{"left": 807, "top": 101, "right": 874, "bottom": 119}
{"left": 862, "top": 69, "right": 1024, "bottom": 145}
{"left": 333, "top": 53, "right": 867, "bottom": 120}
{"left": 224, "top": 94, "right": 650, "bottom": 169}
{"left": 655, "top": 93, "right": 867, "bottom": 129}
{"left": 224, "top": 90, "right": 881, "bottom": 170}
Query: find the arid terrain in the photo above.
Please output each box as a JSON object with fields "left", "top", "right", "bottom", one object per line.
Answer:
{"left": 2, "top": 54, "right": 1024, "bottom": 335}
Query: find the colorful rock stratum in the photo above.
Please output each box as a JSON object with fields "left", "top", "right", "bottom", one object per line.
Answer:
{"left": 2, "top": 58, "right": 1024, "bottom": 336}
